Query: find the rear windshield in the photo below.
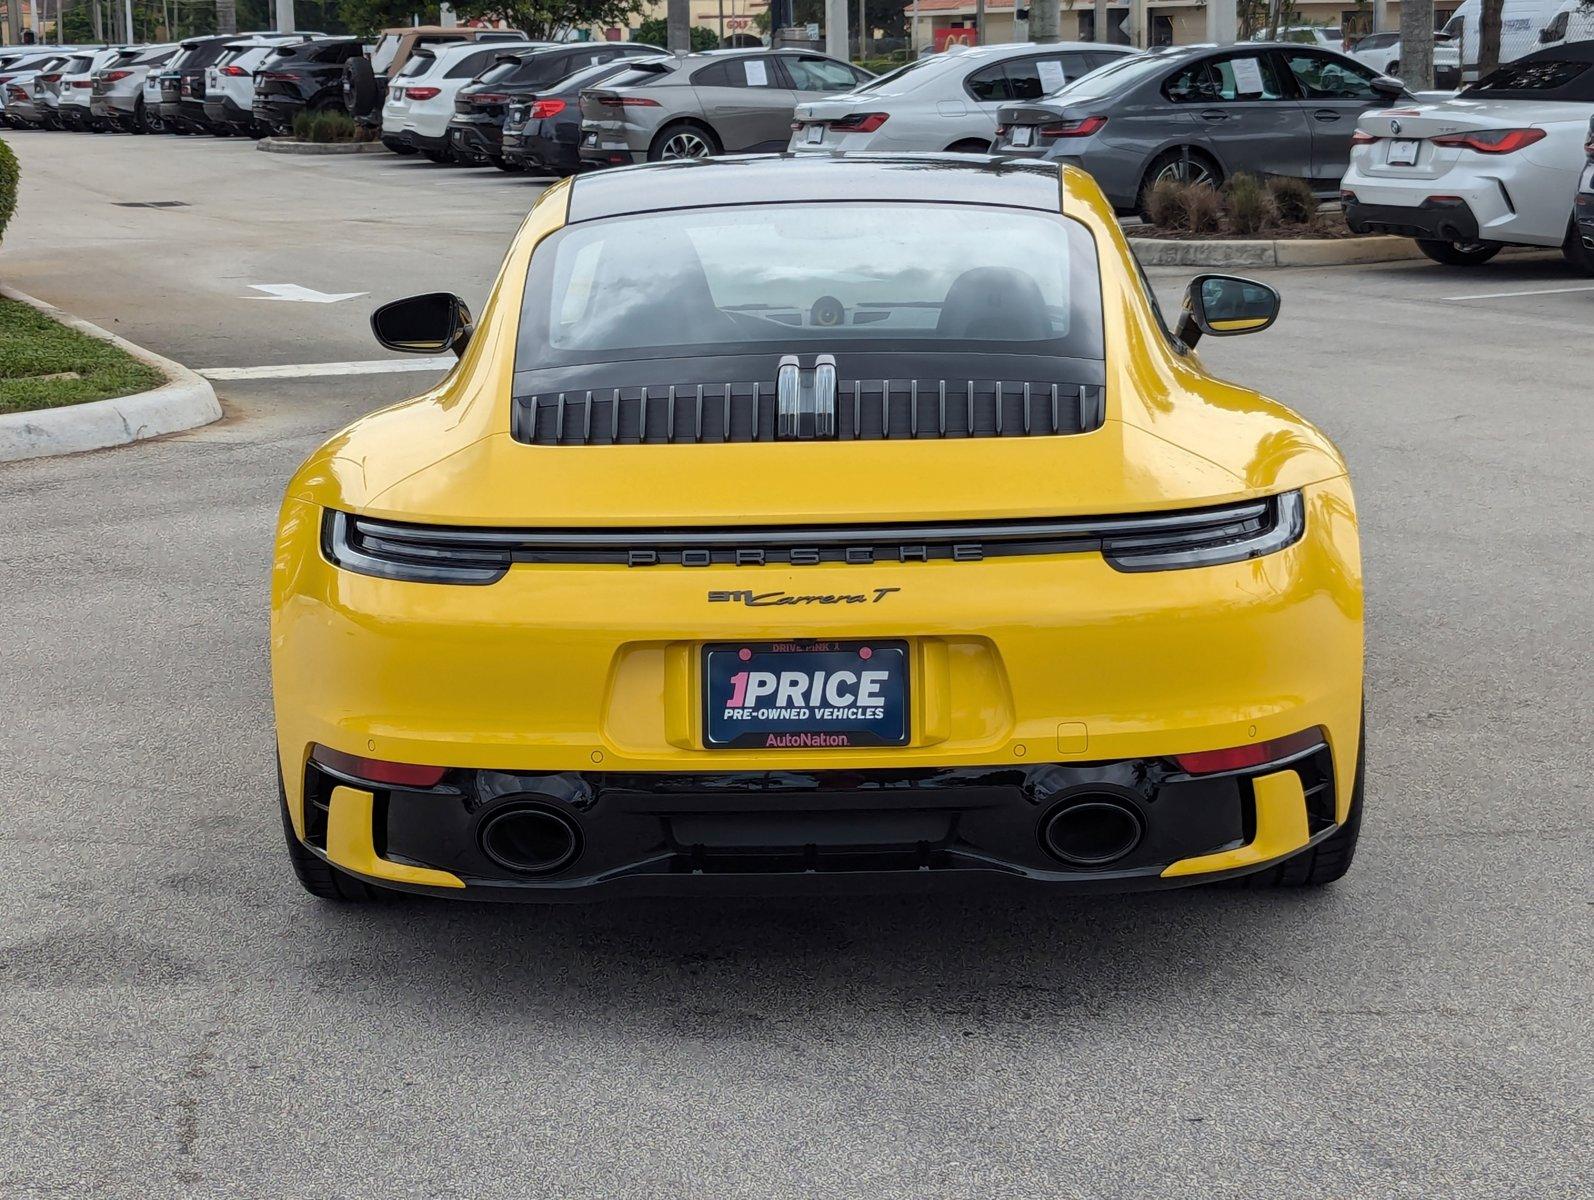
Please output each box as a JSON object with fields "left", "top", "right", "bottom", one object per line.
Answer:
{"left": 1464, "top": 57, "right": 1594, "bottom": 98}
{"left": 474, "top": 54, "right": 537, "bottom": 84}
{"left": 395, "top": 52, "right": 434, "bottom": 80}
{"left": 517, "top": 202, "right": 1103, "bottom": 368}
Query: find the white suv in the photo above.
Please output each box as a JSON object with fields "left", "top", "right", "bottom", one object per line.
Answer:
{"left": 90, "top": 43, "right": 178, "bottom": 133}
{"left": 58, "top": 47, "right": 126, "bottom": 131}
{"left": 381, "top": 37, "right": 536, "bottom": 161}
{"left": 205, "top": 35, "right": 319, "bottom": 133}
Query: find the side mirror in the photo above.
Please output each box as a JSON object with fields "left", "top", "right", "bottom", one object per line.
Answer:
{"left": 1369, "top": 75, "right": 1404, "bottom": 100}
{"left": 1175, "top": 274, "right": 1280, "bottom": 347}
{"left": 370, "top": 292, "right": 473, "bottom": 357}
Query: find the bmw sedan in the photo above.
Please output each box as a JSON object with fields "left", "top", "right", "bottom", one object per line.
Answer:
{"left": 995, "top": 42, "right": 1407, "bottom": 215}
{"left": 273, "top": 155, "right": 1364, "bottom": 903}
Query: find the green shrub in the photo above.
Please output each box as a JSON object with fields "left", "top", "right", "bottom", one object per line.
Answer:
{"left": 1223, "top": 172, "right": 1278, "bottom": 236}
{"left": 292, "top": 110, "right": 359, "bottom": 144}
{"left": 1268, "top": 175, "right": 1318, "bottom": 224}
{"left": 0, "top": 135, "right": 17, "bottom": 246}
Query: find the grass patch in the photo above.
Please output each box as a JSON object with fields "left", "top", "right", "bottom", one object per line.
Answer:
{"left": 0, "top": 298, "right": 165, "bottom": 414}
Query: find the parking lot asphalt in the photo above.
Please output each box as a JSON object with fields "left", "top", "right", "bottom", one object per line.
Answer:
{"left": 1, "top": 132, "right": 1590, "bottom": 1198}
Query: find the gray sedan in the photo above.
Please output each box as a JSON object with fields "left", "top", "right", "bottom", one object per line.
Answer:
{"left": 995, "top": 43, "right": 1409, "bottom": 215}
{"left": 579, "top": 47, "right": 872, "bottom": 165}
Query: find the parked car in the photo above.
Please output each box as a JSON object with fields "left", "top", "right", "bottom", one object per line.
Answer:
{"left": 994, "top": 43, "right": 1407, "bottom": 215}
{"left": 447, "top": 41, "right": 662, "bottom": 169}
{"left": 1343, "top": 40, "right": 1594, "bottom": 270}
{"left": 381, "top": 37, "right": 538, "bottom": 161}
{"left": 1575, "top": 113, "right": 1594, "bottom": 248}
{"left": 273, "top": 155, "right": 1365, "bottom": 902}
{"left": 206, "top": 34, "right": 320, "bottom": 135}
{"left": 161, "top": 32, "right": 299, "bottom": 134}
{"left": 90, "top": 42, "right": 178, "bottom": 133}
{"left": 790, "top": 41, "right": 1135, "bottom": 154}
{"left": 0, "top": 49, "right": 68, "bottom": 128}
{"left": 345, "top": 25, "right": 530, "bottom": 142}
{"left": 1252, "top": 24, "right": 1345, "bottom": 51}
{"left": 1348, "top": 31, "right": 1463, "bottom": 88}
{"left": 1537, "top": 0, "right": 1594, "bottom": 50}
{"left": 579, "top": 47, "right": 873, "bottom": 165}
{"left": 500, "top": 56, "right": 665, "bottom": 174}
{"left": 34, "top": 53, "right": 76, "bottom": 128}
{"left": 251, "top": 36, "right": 363, "bottom": 134}
{"left": 59, "top": 47, "right": 127, "bottom": 131}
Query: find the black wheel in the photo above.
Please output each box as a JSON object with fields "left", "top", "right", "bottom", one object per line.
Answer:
{"left": 1416, "top": 238, "right": 1502, "bottom": 266}
{"left": 945, "top": 137, "right": 992, "bottom": 153}
{"left": 1138, "top": 148, "right": 1223, "bottom": 218}
{"left": 140, "top": 100, "right": 164, "bottom": 134}
{"left": 1561, "top": 220, "right": 1594, "bottom": 276}
{"left": 343, "top": 56, "right": 378, "bottom": 118}
{"left": 279, "top": 772, "right": 382, "bottom": 902}
{"left": 648, "top": 120, "right": 720, "bottom": 162}
{"left": 1237, "top": 727, "right": 1364, "bottom": 889}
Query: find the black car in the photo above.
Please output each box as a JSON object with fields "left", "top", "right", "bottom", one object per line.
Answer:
{"left": 252, "top": 36, "right": 364, "bottom": 133}
{"left": 446, "top": 42, "right": 661, "bottom": 169}
{"left": 1577, "top": 115, "right": 1594, "bottom": 254}
{"left": 160, "top": 35, "right": 238, "bottom": 131}
{"left": 500, "top": 56, "right": 662, "bottom": 174}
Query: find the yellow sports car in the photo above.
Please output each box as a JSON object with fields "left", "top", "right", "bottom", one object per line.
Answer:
{"left": 271, "top": 155, "right": 1363, "bottom": 901}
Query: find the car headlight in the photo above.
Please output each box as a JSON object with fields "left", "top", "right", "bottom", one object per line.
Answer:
{"left": 1102, "top": 490, "right": 1304, "bottom": 572}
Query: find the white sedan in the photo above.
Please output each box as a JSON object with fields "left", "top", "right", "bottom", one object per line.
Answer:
{"left": 788, "top": 41, "right": 1135, "bottom": 155}
{"left": 1348, "top": 31, "right": 1463, "bottom": 87}
{"left": 1342, "top": 42, "right": 1594, "bottom": 270}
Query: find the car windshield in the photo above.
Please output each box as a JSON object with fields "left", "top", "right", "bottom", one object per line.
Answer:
{"left": 518, "top": 202, "right": 1103, "bottom": 368}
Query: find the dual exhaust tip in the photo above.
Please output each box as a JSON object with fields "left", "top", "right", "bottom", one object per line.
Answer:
{"left": 479, "top": 804, "right": 581, "bottom": 875}
{"left": 1041, "top": 795, "right": 1145, "bottom": 868}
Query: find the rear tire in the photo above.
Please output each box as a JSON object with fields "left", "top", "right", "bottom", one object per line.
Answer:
{"left": 1561, "top": 220, "right": 1594, "bottom": 276}
{"left": 648, "top": 120, "right": 720, "bottom": 161}
{"left": 945, "top": 137, "right": 992, "bottom": 153}
{"left": 1237, "top": 726, "right": 1364, "bottom": 889}
{"left": 279, "top": 772, "right": 383, "bottom": 902}
{"left": 1138, "top": 148, "right": 1223, "bottom": 220}
{"left": 1416, "top": 238, "right": 1501, "bottom": 266}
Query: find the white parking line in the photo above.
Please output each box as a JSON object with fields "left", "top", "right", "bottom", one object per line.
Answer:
{"left": 198, "top": 357, "right": 454, "bottom": 380}
{"left": 1443, "top": 283, "right": 1594, "bottom": 301}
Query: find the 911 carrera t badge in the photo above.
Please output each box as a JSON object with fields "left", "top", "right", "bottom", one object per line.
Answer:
{"left": 709, "top": 588, "right": 901, "bottom": 606}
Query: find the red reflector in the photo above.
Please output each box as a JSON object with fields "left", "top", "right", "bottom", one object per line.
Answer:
{"left": 1040, "top": 114, "right": 1107, "bottom": 138}
{"left": 405, "top": 86, "right": 440, "bottom": 101}
{"left": 1431, "top": 127, "right": 1545, "bottom": 154}
{"left": 1172, "top": 729, "right": 1324, "bottom": 775}
{"left": 528, "top": 98, "right": 565, "bottom": 118}
{"left": 312, "top": 745, "right": 447, "bottom": 789}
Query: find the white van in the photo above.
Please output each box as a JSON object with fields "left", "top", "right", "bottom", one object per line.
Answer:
{"left": 1442, "top": 0, "right": 1564, "bottom": 79}
{"left": 1535, "top": 0, "right": 1594, "bottom": 51}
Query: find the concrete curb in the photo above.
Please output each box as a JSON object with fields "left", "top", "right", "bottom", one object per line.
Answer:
{"left": 1128, "top": 234, "right": 1426, "bottom": 268}
{"left": 0, "top": 285, "right": 222, "bottom": 464}
{"left": 257, "top": 137, "right": 389, "bottom": 155}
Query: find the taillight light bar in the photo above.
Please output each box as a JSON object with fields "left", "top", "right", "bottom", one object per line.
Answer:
{"left": 100, "top": 70, "right": 133, "bottom": 82}
{"left": 404, "top": 86, "right": 440, "bottom": 101}
{"left": 1431, "top": 127, "right": 1545, "bottom": 154}
{"left": 597, "top": 94, "right": 659, "bottom": 107}
{"left": 1172, "top": 729, "right": 1325, "bottom": 776}
{"left": 471, "top": 91, "right": 510, "bottom": 104}
{"left": 1038, "top": 114, "right": 1107, "bottom": 138}
{"left": 219, "top": 64, "right": 249, "bottom": 77}
{"left": 827, "top": 111, "right": 889, "bottom": 133}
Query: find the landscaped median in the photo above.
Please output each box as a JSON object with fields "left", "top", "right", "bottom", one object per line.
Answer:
{"left": 0, "top": 287, "right": 222, "bottom": 463}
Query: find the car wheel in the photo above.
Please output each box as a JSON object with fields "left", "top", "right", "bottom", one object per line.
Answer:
{"left": 141, "top": 102, "right": 164, "bottom": 134}
{"left": 278, "top": 771, "right": 383, "bottom": 902}
{"left": 1561, "top": 220, "right": 1594, "bottom": 276}
{"left": 1416, "top": 238, "right": 1502, "bottom": 266}
{"left": 1138, "top": 149, "right": 1222, "bottom": 217}
{"left": 946, "top": 138, "right": 992, "bottom": 153}
{"left": 649, "top": 122, "right": 720, "bottom": 162}
{"left": 1235, "top": 722, "right": 1364, "bottom": 888}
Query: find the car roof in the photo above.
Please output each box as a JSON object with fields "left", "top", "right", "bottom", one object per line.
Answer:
{"left": 566, "top": 154, "right": 1064, "bottom": 223}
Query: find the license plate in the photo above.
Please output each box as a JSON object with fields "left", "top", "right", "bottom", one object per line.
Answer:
{"left": 702, "top": 640, "right": 909, "bottom": 750}
{"left": 1011, "top": 125, "right": 1034, "bottom": 147}
{"left": 805, "top": 123, "right": 824, "bottom": 144}
{"left": 1388, "top": 138, "right": 1420, "bottom": 166}
{"left": 583, "top": 131, "right": 597, "bottom": 146}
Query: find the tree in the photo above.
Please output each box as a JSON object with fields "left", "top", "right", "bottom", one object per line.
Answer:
{"left": 1398, "top": 0, "right": 1433, "bottom": 89}
{"left": 447, "top": 0, "right": 646, "bottom": 41}
{"left": 1478, "top": 0, "right": 1504, "bottom": 77}
{"left": 635, "top": 15, "right": 717, "bottom": 49}
{"left": 339, "top": 0, "right": 440, "bottom": 37}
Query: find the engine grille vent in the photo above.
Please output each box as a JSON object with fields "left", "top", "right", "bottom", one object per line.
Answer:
{"left": 512, "top": 378, "right": 1104, "bottom": 446}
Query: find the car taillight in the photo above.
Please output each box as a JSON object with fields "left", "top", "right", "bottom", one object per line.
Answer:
{"left": 1351, "top": 129, "right": 1377, "bottom": 144}
{"left": 1431, "top": 127, "right": 1545, "bottom": 154}
{"left": 101, "top": 70, "right": 133, "bottom": 82}
{"left": 829, "top": 111, "right": 889, "bottom": 133}
{"left": 1039, "top": 114, "right": 1107, "bottom": 138}
{"left": 598, "top": 94, "right": 659, "bottom": 107}
{"left": 219, "top": 64, "right": 249, "bottom": 77}
{"left": 259, "top": 71, "right": 295, "bottom": 82}
{"left": 39, "top": 73, "right": 60, "bottom": 83}
{"left": 471, "top": 91, "right": 509, "bottom": 104}
{"left": 1172, "top": 729, "right": 1324, "bottom": 776}
{"left": 404, "top": 86, "right": 440, "bottom": 101}
{"left": 528, "top": 98, "right": 565, "bottom": 118}
{"left": 311, "top": 745, "right": 448, "bottom": 789}
{"left": 5, "top": 86, "right": 23, "bottom": 102}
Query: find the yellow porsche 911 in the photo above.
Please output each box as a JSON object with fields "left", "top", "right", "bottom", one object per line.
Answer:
{"left": 271, "top": 155, "right": 1363, "bottom": 902}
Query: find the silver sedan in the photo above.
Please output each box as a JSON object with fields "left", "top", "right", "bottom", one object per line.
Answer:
{"left": 789, "top": 42, "right": 1136, "bottom": 155}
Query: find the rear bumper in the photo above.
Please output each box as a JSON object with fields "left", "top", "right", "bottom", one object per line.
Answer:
{"left": 504, "top": 123, "right": 583, "bottom": 172}
{"left": 579, "top": 125, "right": 645, "bottom": 166}
{"left": 203, "top": 95, "right": 253, "bottom": 128}
{"left": 448, "top": 118, "right": 502, "bottom": 160}
{"left": 382, "top": 128, "right": 450, "bottom": 155}
{"left": 290, "top": 747, "right": 1348, "bottom": 900}
{"left": 1344, "top": 197, "right": 1481, "bottom": 242}
{"left": 254, "top": 93, "right": 306, "bottom": 128}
